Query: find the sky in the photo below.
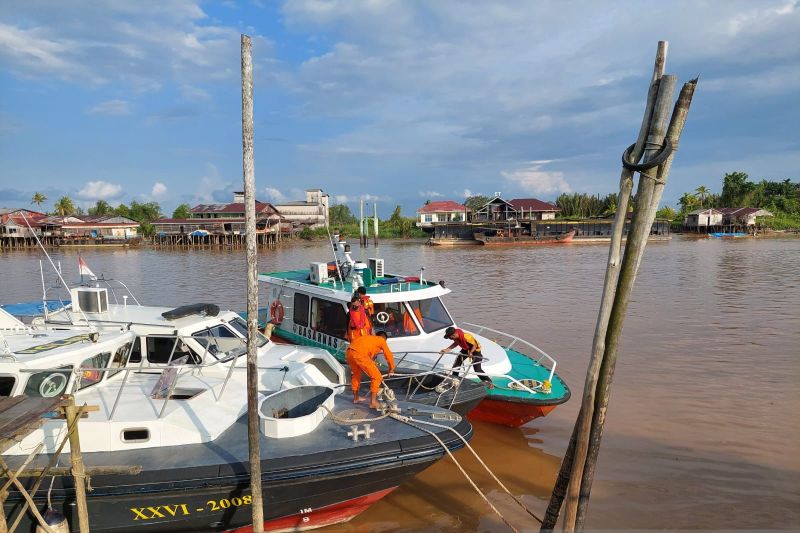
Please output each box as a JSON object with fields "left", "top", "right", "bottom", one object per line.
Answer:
{"left": 1, "top": 0, "right": 798, "bottom": 217}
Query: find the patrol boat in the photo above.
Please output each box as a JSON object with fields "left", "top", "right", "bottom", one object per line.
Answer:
{"left": 257, "top": 235, "right": 570, "bottom": 427}
{"left": 0, "top": 299, "right": 472, "bottom": 532}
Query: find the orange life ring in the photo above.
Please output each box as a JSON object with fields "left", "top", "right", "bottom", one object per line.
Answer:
{"left": 269, "top": 300, "right": 285, "bottom": 324}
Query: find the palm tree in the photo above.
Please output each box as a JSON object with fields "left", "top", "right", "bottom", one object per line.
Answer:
{"left": 678, "top": 192, "right": 699, "bottom": 213}
{"left": 53, "top": 196, "right": 76, "bottom": 216}
{"left": 31, "top": 192, "right": 47, "bottom": 208}
{"left": 695, "top": 186, "right": 710, "bottom": 207}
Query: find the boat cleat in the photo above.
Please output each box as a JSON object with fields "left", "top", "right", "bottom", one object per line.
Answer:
{"left": 347, "top": 423, "right": 375, "bottom": 442}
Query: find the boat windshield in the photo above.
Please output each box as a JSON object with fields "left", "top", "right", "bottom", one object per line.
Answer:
{"left": 374, "top": 297, "right": 453, "bottom": 338}
{"left": 193, "top": 318, "right": 267, "bottom": 361}
{"left": 408, "top": 297, "right": 453, "bottom": 333}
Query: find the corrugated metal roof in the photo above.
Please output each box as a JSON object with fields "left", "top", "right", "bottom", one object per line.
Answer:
{"left": 509, "top": 198, "right": 560, "bottom": 212}
{"left": 417, "top": 201, "right": 469, "bottom": 213}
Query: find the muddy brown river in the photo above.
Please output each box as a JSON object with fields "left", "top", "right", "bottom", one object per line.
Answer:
{"left": 2, "top": 235, "right": 798, "bottom": 531}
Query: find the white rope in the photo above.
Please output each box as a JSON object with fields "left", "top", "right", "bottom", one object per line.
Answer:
{"left": 390, "top": 413, "right": 520, "bottom": 533}
{"left": 409, "top": 416, "right": 544, "bottom": 524}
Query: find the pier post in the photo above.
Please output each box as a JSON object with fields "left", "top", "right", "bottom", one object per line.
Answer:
{"left": 65, "top": 396, "right": 90, "bottom": 533}
{"left": 241, "top": 33, "right": 265, "bottom": 533}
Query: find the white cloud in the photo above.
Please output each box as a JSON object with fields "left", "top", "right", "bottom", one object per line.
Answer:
{"left": 502, "top": 161, "right": 571, "bottom": 196}
{"left": 462, "top": 189, "right": 474, "bottom": 198}
{"left": 151, "top": 182, "right": 168, "bottom": 197}
{"left": 77, "top": 180, "right": 123, "bottom": 200}
{"left": 333, "top": 194, "right": 350, "bottom": 203}
{"left": 192, "top": 163, "right": 230, "bottom": 204}
{"left": 87, "top": 99, "right": 131, "bottom": 116}
{"left": 263, "top": 187, "right": 286, "bottom": 202}
{"left": 0, "top": 2, "right": 275, "bottom": 91}
{"left": 419, "top": 190, "right": 443, "bottom": 198}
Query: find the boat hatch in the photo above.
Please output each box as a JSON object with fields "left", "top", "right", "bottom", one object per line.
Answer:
{"left": 259, "top": 386, "right": 335, "bottom": 439}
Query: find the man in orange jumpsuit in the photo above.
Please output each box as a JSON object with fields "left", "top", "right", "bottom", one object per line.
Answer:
{"left": 346, "top": 296, "right": 370, "bottom": 341}
{"left": 346, "top": 331, "right": 395, "bottom": 409}
{"left": 355, "top": 286, "right": 375, "bottom": 333}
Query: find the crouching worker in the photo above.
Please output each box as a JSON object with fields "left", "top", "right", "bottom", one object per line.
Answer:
{"left": 440, "top": 326, "right": 494, "bottom": 388}
{"left": 346, "top": 331, "right": 395, "bottom": 410}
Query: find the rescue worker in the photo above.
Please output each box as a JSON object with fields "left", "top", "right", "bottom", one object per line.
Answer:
{"left": 346, "top": 295, "right": 370, "bottom": 341}
{"left": 355, "top": 287, "right": 375, "bottom": 335}
{"left": 346, "top": 331, "right": 396, "bottom": 409}
{"left": 403, "top": 304, "right": 424, "bottom": 334}
{"left": 440, "top": 326, "right": 494, "bottom": 388}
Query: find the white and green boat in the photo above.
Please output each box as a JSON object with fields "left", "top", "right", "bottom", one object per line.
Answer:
{"left": 257, "top": 236, "right": 570, "bottom": 427}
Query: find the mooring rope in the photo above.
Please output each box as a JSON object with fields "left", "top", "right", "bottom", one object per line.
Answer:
{"left": 389, "top": 413, "right": 520, "bottom": 533}
{"left": 409, "top": 416, "right": 544, "bottom": 524}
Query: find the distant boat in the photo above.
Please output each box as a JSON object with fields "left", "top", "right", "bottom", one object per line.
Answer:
{"left": 473, "top": 229, "right": 575, "bottom": 246}
{"left": 709, "top": 232, "right": 748, "bottom": 238}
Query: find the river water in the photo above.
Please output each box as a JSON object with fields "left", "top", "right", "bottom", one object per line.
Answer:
{"left": 2, "top": 236, "right": 798, "bottom": 531}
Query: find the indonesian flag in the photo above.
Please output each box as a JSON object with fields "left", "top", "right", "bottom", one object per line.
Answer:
{"left": 78, "top": 256, "right": 97, "bottom": 280}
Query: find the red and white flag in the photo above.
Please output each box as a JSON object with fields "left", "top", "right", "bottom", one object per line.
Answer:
{"left": 78, "top": 256, "right": 97, "bottom": 280}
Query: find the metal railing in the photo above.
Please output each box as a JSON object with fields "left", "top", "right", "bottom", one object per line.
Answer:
{"left": 462, "top": 322, "right": 557, "bottom": 383}
{"left": 391, "top": 349, "right": 543, "bottom": 396}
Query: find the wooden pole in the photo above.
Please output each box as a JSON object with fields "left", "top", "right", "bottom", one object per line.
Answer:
{"left": 64, "top": 397, "right": 89, "bottom": 533}
{"left": 241, "top": 33, "right": 265, "bottom": 533}
{"left": 373, "top": 203, "right": 379, "bottom": 246}
{"left": 573, "top": 77, "right": 695, "bottom": 531}
{"left": 541, "top": 42, "right": 667, "bottom": 531}
{"left": 359, "top": 200, "right": 365, "bottom": 247}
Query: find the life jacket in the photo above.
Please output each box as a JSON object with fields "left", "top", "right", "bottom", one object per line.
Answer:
{"left": 359, "top": 295, "right": 374, "bottom": 316}
{"left": 454, "top": 329, "right": 481, "bottom": 352}
{"left": 348, "top": 304, "right": 368, "bottom": 331}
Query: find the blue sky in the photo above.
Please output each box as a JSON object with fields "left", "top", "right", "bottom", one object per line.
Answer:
{"left": 1, "top": 0, "right": 798, "bottom": 217}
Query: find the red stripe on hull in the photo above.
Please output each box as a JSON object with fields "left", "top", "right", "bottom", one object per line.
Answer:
{"left": 226, "top": 487, "right": 395, "bottom": 533}
{"left": 468, "top": 398, "right": 557, "bottom": 427}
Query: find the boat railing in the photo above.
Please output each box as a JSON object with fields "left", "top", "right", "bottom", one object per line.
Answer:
{"left": 391, "top": 349, "right": 542, "bottom": 395}
{"left": 17, "top": 332, "right": 290, "bottom": 420}
{"left": 462, "top": 321, "right": 556, "bottom": 383}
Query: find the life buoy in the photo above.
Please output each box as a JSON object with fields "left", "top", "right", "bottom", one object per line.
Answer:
{"left": 269, "top": 300, "right": 285, "bottom": 324}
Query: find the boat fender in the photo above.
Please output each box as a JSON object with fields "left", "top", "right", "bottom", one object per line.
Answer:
{"left": 37, "top": 509, "right": 69, "bottom": 533}
{"left": 438, "top": 280, "right": 446, "bottom": 288}
{"left": 269, "top": 300, "right": 285, "bottom": 324}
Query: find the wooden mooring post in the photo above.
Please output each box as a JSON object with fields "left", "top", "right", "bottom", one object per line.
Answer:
{"left": 540, "top": 41, "right": 697, "bottom": 532}
{"left": 241, "top": 33, "right": 265, "bottom": 533}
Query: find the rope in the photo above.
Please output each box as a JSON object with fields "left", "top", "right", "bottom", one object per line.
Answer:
{"left": 409, "top": 416, "right": 544, "bottom": 524}
{"left": 320, "top": 404, "right": 390, "bottom": 425}
{"left": 389, "top": 413, "right": 520, "bottom": 533}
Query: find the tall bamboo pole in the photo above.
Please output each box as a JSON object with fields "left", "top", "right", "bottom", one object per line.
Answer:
{"left": 241, "top": 33, "right": 265, "bottom": 533}
{"left": 373, "top": 203, "right": 379, "bottom": 246}
{"left": 541, "top": 42, "right": 668, "bottom": 531}
{"left": 65, "top": 397, "right": 89, "bottom": 533}
{"left": 574, "top": 77, "right": 695, "bottom": 531}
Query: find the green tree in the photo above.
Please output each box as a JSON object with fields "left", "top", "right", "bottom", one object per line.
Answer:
{"left": 31, "top": 192, "right": 47, "bottom": 208}
{"left": 138, "top": 222, "right": 156, "bottom": 238}
{"left": 329, "top": 204, "right": 357, "bottom": 226}
{"left": 172, "top": 203, "right": 192, "bottom": 219}
{"left": 53, "top": 196, "right": 76, "bottom": 216}
{"left": 114, "top": 203, "right": 131, "bottom": 218}
{"left": 126, "top": 201, "right": 162, "bottom": 222}
{"left": 464, "top": 195, "right": 490, "bottom": 212}
{"left": 678, "top": 192, "right": 699, "bottom": 213}
{"left": 720, "top": 171, "right": 753, "bottom": 207}
{"left": 695, "top": 185, "right": 711, "bottom": 207}
{"left": 656, "top": 204, "right": 677, "bottom": 221}
{"left": 88, "top": 200, "right": 114, "bottom": 216}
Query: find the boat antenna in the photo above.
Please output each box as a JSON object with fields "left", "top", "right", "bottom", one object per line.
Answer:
{"left": 39, "top": 259, "right": 48, "bottom": 321}
{"left": 325, "top": 224, "right": 344, "bottom": 287}
{"left": 20, "top": 212, "right": 96, "bottom": 332}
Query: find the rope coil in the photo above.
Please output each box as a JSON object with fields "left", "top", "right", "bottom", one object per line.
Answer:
{"left": 621, "top": 138, "right": 673, "bottom": 172}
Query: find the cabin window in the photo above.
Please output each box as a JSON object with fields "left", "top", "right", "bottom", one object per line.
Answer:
{"left": 192, "top": 326, "right": 245, "bottom": 360}
{"left": 121, "top": 428, "right": 150, "bottom": 443}
{"left": 109, "top": 342, "right": 133, "bottom": 377}
{"left": 146, "top": 337, "right": 202, "bottom": 365}
{"left": 24, "top": 366, "right": 72, "bottom": 398}
{"left": 128, "top": 338, "right": 143, "bottom": 363}
{"left": 0, "top": 376, "right": 15, "bottom": 396}
{"left": 410, "top": 297, "right": 453, "bottom": 334}
{"left": 77, "top": 352, "right": 111, "bottom": 390}
{"left": 372, "top": 302, "right": 420, "bottom": 338}
{"left": 311, "top": 298, "right": 347, "bottom": 339}
{"left": 228, "top": 317, "right": 268, "bottom": 347}
{"left": 294, "top": 293, "right": 310, "bottom": 327}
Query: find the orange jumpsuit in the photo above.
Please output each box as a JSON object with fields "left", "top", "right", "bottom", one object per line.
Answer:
{"left": 346, "top": 335, "right": 396, "bottom": 394}
{"left": 346, "top": 304, "right": 370, "bottom": 341}
{"left": 403, "top": 306, "right": 424, "bottom": 333}
{"left": 359, "top": 295, "right": 375, "bottom": 332}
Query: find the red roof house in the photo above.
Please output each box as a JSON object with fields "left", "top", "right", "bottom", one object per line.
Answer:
{"left": 416, "top": 201, "right": 470, "bottom": 227}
